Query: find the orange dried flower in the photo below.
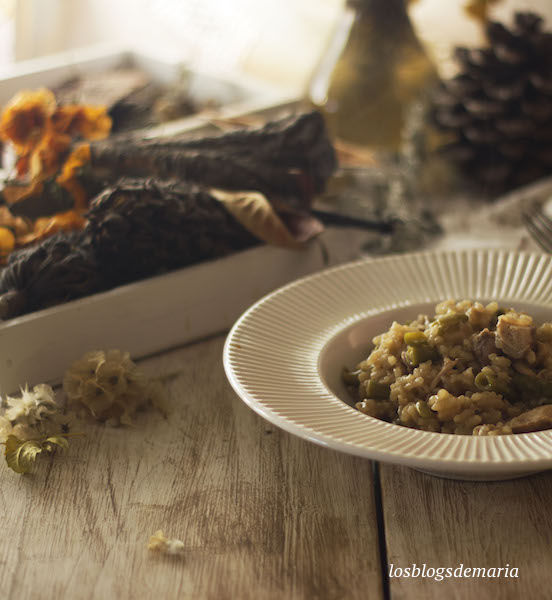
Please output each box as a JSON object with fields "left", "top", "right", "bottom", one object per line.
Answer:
{"left": 56, "top": 143, "right": 92, "bottom": 210}
{"left": 0, "top": 227, "right": 16, "bottom": 264}
{"left": 15, "top": 152, "right": 31, "bottom": 178}
{"left": 52, "top": 105, "right": 112, "bottom": 140}
{"left": 0, "top": 89, "right": 111, "bottom": 185}
{"left": 0, "top": 89, "right": 56, "bottom": 152}
{"left": 29, "top": 128, "right": 72, "bottom": 180}
{"left": 17, "top": 210, "right": 87, "bottom": 246}
{"left": 0, "top": 205, "right": 31, "bottom": 238}
{"left": 1, "top": 179, "right": 44, "bottom": 207}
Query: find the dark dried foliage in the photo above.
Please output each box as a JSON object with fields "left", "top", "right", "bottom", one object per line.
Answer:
{"left": 85, "top": 178, "right": 259, "bottom": 286}
{"left": 0, "top": 111, "right": 337, "bottom": 319}
{"left": 0, "top": 231, "right": 104, "bottom": 319}
{"left": 89, "top": 111, "right": 337, "bottom": 209}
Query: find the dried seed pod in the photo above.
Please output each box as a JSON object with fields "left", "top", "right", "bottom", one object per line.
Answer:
{"left": 88, "top": 111, "right": 337, "bottom": 209}
{"left": 84, "top": 178, "right": 259, "bottom": 286}
{"left": 0, "top": 231, "right": 104, "bottom": 319}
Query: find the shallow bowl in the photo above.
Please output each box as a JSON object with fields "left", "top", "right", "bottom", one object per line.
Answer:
{"left": 223, "top": 248, "right": 552, "bottom": 481}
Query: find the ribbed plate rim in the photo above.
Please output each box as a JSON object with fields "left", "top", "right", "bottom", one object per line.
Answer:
{"left": 223, "top": 248, "right": 552, "bottom": 474}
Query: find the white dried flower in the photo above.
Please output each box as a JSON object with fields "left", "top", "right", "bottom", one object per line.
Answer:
{"left": 63, "top": 349, "right": 159, "bottom": 425}
{"left": 147, "top": 530, "right": 185, "bottom": 556}
{"left": 0, "top": 384, "right": 69, "bottom": 444}
{"left": 5, "top": 384, "right": 59, "bottom": 424}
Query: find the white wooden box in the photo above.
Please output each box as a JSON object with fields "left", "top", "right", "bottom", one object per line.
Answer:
{"left": 0, "top": 44, "right": 291, "bottom": 122}
{"left": 0, "top": 48, "right": 360, "bottom": 394}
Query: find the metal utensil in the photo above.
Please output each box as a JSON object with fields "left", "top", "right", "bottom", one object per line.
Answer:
{"left": 522, "top": 204, "right": 552, "bottom": 253}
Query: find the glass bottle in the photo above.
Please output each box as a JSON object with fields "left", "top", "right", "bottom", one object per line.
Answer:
{"left": 309, "top": 0, "right": 438, "bottom": 151}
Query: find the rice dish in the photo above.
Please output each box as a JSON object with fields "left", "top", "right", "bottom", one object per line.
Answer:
{"left": 343, "top": 300, "right": 552, "bottom": 435}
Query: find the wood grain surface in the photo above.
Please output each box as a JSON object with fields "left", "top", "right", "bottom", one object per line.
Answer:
{"left": 380, "top": 464, "right": 552, "bottom": 600}
{"left": 0, "top": 335, "right": 383, "bottom": 600}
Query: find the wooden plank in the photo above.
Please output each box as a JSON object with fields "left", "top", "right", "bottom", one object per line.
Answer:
{"left": 380, "top": 463, "right": 552, "bottom": 599}
{"left": 0, "top": 336, "right": 383, "bottom": 600}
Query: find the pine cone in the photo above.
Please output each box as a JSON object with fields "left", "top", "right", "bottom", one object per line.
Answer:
{"left": 85, "top": 178, "right": 258, "bottom": 286}
{"left": 433, "top": 11, "right": 552, "bottom": 194}
{"left": 0, "top": 231, "right": 104, "bottom": 319}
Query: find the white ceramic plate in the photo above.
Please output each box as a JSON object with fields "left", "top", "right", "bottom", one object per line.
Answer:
{"left": 223, "top": 248, "right": 552, "bottom": 481}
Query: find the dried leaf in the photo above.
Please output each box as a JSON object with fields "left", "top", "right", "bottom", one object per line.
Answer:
{"left": 211, "top": 189, "right": 309, "bottom": 249}
{"left": 4, "top": 434, "right": 70, "bottom": 474}
{"left": 4, "top": 436, "right": 44, "bottom": 473}
{"left": 17, "top": 210, "right": 87, "bottom": 246}
{"left": 42, "top": 435, "right": 69, "bottom": 453}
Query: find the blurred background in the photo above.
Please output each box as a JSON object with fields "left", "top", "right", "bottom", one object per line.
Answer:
{"left": 1, "top": 0, "right": 551, "bottom": 97}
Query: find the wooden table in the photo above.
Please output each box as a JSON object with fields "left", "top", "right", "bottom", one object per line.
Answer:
{"left": 2, "top": 331, "right": 551, "bottom": 600}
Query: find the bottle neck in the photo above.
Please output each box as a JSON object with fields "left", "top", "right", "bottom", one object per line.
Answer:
{"left": 346, "top": 0, "right": 415, "bottom": 40}
{"left": 346, "top": 0, "right": 408, "bottom": 20}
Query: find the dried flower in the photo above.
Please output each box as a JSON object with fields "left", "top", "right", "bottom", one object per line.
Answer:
{"left": 0, "top": 227, "right": 15, "bottom": 263}
{"left": 51, "top": 105, "right": 111, "bottom": 140}
{"left": 147, "top": 530, "right": 185, "bottom": 555}
{"left": 4, "top": 383, "right": 59, "bottom": 424}
{"left": 0, "top": 384, "right": 75, "bottom": 452}
{"left": 0, "top": 205, "right": 31, "bottom": 238}
{"left": 63, "top": 349, "right": 160, "bottom": 425}
{"left": 3, "top": 433, "right": 69, "bottom": 473}
{"left": 0, "top": 383, "right": 81, "bottom": 473}
{"left": 0, "top": 88, "right": 56, "bottom": 152}
{"left": 0, "top": 89, "right": 110, "bottom": 182}
{"left": 1, "top": 178, "right": 44, "bottom": 207}
{"left": 0, "top": 90, "right": 112, "bottom": 252}
{"left": 28, "top": 128, "right": 71, "bottom": 180}
{"left": 56, "top": 143, "right": 92, "bottom": 210}
{"left": 17, "top": 210, "right": 87, "bottom": 246}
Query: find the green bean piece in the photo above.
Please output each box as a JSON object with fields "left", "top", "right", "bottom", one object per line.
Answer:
{"left": 416, "top": 400, "right": 433, "bottom": 418}
{"left": 365, "top": 379, "right": 390, "bottom": 400}
{"left": 404, "top": 331, "right": 428, "bottom": 346}
{"left": 474, "top": 372, "right": 512, "bottom": 398}
{"left": 437, "top": 312, "right": 469, "bottom": 335}
{"left": 404, "top": 344, "right": 438, "bottom": 367}
{"left": 342, "top": 367, "right": 362, "bottom": 386}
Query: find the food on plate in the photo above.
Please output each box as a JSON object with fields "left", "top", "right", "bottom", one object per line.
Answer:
{"left": 343, "top": 300, "right": 552, "bottom": 435}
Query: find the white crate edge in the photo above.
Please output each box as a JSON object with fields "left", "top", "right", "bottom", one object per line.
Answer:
{"left": 0, "top": 238, "right": 326, "bottom": 394}
{"left": 0, "top": 227, "right": 369, "bottom": 394}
